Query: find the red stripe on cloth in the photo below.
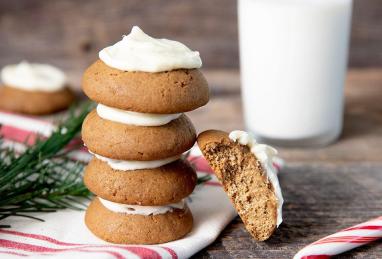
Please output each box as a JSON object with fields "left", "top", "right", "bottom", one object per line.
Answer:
{"left": 160, "top": 247, "right": 178, "bottom": 259}
{"left": 0, "top": 229, "right": 80, "bottom": 246}
{"left": 125, "top": 247, "right": 162, "bottom": 259}
{"left": 1, "top": 229, "right": 164, "bottom": 258}
{"left": 0, "top": 250, "right": 27, "bottom": 257}
{"left": 0, "top": 229, "right": 79, "bottom": 246}
{"left": 1, "top": 125, "right": 85, "bottom": 153}
{"left": 342, "top": 225, "right": 382, "bottom": 232}
{"left": 0, "top": 239, "right": 125, "bottom": 259}
{"left": 0, "top": 125, "right": 38, "bottom": 145}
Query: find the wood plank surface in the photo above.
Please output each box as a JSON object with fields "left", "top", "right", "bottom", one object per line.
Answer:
{"left": 194, "top": 163, "right": 382, "bottom": 258}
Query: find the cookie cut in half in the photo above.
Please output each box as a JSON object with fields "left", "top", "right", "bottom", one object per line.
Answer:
{"left": 197, "top": 130, "right": 283, "bottom": 241}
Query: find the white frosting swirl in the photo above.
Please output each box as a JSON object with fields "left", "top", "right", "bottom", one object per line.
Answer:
{"left": 99, "top": 26, "right": 202, "bottom": 72}
{"left": 97, "top": 104, "right": 181, "bottom": 126}
{"left": 90, "top": 151, "right": 180, "bottom": 171}
{"left": 1, "top": 61, "right": 66, "bottom": 92}
{"left": 99, "top": 198, "right": 185, "bottom": 215}
{"left": 229, "top": 130, "right": 284, "bottom": 227}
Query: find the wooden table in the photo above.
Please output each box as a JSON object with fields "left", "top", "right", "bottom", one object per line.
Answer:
{"left": 185, "top": 68, "right": 382, "bottom": 258}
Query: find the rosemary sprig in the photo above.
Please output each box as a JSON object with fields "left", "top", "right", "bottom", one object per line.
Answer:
{"left": 0, "top": 102, "right": 93, "bottom": 227}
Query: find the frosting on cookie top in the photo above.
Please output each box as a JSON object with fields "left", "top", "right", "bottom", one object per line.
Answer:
{"left": 99, "top": 26, "right": 202, "bottom": 72}
{"left": 99, "top": 197, "right": 185, "bottom": 215}
{"left": 89, "top": 150, "right": 180, "bottom": 171}
{"left": 229, "top": 130, "right": 284, "bottom": 227}
{"left": 96, "top": 104, "right": 181, "bottom": 126}
{"left": 1, "top": 61, "right": 66, "bottom": 92}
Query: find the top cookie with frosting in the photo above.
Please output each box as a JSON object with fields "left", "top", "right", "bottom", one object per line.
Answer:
{"left": 82, "top": 26, "right": 209, "bottom": 113}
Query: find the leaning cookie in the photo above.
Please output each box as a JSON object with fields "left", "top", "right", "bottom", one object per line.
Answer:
{"left": 197, "top": 130, "right": 284, "bottom": 241}
{"left": 0, "top": 62, "right": 75, "bottom": 115}
{"left": 84, "top": 158, "right": 197, "bottom": 205}
{"left": 85, "top": 197, "right": 193, "bottom": 244}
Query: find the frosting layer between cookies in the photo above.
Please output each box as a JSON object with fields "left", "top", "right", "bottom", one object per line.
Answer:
{"left": 1, "top": 61, "right": 66, "bottom": 92}
{"left": 97, "top": 104, "right": 181, "bottom": 126}
{"left": 99, "top": 26, "right": 202, "bottom": 72}
{"left": 99, "top": 197, "right": 185, "bottom": 215}
{"left": 89, "top": 150, "right": 181, "bottom": 171}
{"left": 229, "top": 130, "right": 284, "bottom": 227}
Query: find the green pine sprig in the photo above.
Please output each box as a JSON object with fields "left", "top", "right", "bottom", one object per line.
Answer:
{"left": 0, "top": 102, "right": 94, "bottom": 227}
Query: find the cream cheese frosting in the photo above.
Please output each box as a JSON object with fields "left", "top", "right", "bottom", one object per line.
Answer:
{"left": 99, "top": 198, "right": 185, "bottom": 215}
{"left": 90, "top": 151, "right": 180, "bottom": 171}
{"left": 1, "top": 61, "right": 66, "bottom": 92}
{"left": 99, "top": 26, "right": 202, "bottom": 72}
{"left": 96, "top": 104, "right": 181, "bottom": 126}
{"left": 229, "top": 130, "right": 284, "bottom": 227}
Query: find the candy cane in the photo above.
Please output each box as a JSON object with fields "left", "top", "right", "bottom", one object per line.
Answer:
{"left": 294, "top": 216, "right": 382, "bottom": 259}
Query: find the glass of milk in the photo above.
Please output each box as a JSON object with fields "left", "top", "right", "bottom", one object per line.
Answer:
{"left": 238, "top": 0, "right": 353, "bottom": 147}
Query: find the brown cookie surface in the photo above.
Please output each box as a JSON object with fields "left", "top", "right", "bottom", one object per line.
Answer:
{"left": 82, "top": 110, "right": 196, "bottom": 160}
{"left": 197, "top": 130, "right": 278, "bottom": 241}
{"left": 85, "top": 197, "right": 193, "bottom": 244}
{"left": 0, "top": 85, "right": 76, "bottom": 115}
{"left": 82, "top": 60, "right": 209, "bottom": 113}
{"left": 84, "top": 158, "right": 197, "bottom": 205}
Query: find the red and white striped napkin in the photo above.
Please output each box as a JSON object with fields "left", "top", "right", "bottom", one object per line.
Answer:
{"left": 0, "top": 111, "right": 283, "bottom": 259}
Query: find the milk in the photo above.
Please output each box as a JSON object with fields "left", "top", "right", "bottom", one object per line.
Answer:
{"left": 238, "top": 0, "right": 353, "bottom": 146}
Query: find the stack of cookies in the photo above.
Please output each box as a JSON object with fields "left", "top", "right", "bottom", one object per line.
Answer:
{"left": 81, "top": 26, "right": 209, "bottom": 244}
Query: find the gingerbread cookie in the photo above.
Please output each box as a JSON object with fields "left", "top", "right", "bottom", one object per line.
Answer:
{"left": 84, "top": 158, "right": 197, "bottom": 205}
{"left": 82, "top": 60, "right": 209, "bottom": 113}
{"left": 0, "top": 61, "right": 75, "bottom": 115}
{"left": 0, "top": 86, "right": 75, "bottom": 115}
{"left": 85, "top": 197, "right": 193, "bottom": 244}
{"left": 82, "top": 110, "right": 196, "bottom": 160}
{"left": 197, "top": 130, "right": 283, "bottom": 241}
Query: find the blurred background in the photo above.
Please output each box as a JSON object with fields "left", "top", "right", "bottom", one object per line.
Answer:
{"left": 0, "top": 0, "right": 381, "bottom": 71}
